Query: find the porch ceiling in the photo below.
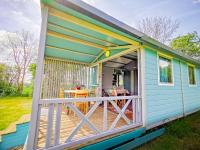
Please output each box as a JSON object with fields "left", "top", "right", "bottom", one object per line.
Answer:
{"left": 41, "top": 0, "right": 141, "bottom": 64}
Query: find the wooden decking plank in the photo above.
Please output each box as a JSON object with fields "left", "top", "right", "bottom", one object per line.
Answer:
{"left": 36, "top": 107, "right": 128, "bottom": 148}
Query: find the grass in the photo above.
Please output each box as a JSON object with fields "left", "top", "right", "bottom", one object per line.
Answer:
{"left": 0, "top": 97, "right": 32, "bottom": 131}
{"left": 137, "top": 111, "right": 200, "bottom": 150}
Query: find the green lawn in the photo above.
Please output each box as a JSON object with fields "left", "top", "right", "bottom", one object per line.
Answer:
{"left": 137, "top": 111, "right": 200, "bottom": 150}
{"left": 0, "top": 97, "right": 32, "bottom": 131}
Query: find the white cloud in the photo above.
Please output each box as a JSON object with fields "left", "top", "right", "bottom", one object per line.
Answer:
{"left": 193, "top": 0, "right": 200, "bottom": 3}
{"left": 0, "top": 30, "right": 16, "bottom": 63}
{"left": 12, "top": 0, "right": 40, "bottom": 5}
{"left": 32, "top": 0, "right": 40, "bottom": 6}
{"left": 82, "top": 0, "right": 99, "bottom": 5}
{"left": 9, "top": 10, "right": 40, "bottom": 37}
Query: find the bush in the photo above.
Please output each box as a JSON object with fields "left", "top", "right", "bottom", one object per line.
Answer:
{"left": 0, "top": 84, "right": 19, "bottom": 97}
{"left": 21, "top": 85, "right": 33, "bottom": 97}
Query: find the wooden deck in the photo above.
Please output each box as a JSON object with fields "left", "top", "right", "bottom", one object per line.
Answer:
{"left": 37, "top": 106, "right": 131, "bottom": 149}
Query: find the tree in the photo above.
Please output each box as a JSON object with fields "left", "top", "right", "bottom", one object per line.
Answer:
{"left": 0, "top": 63, "right": 18, "bottom": 96}
{"left": 28, "top": 63, "right": 36, "bottom": 80}
{"left": 2, "top": 30, "right": 37, "bottom": 93}
{"left": 27, "top": 63, "right": 36, "bottom": 96}
{"left": 170, "top": 32, "right": 200, "bottom": 60}
{"left": 137, "top": 16, "right": 179, "bottom": 44}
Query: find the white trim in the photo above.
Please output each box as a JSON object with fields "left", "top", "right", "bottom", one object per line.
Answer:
{"left": 157, "top": 53, "right": 174, "bottom": 86}
{"left": 40, "top": 95, "right": 141, "bottom": 104}
{"left": 103, "top": 100, "right": 108, "bottom": 131}
{"left": 24, "top": 6, "right": 48, "bottom": 150}
{"left": 109, "top": 100, "right": 131, "bottom": 125}
{"left": 130, "top": 70, "right": 134, "bottom": 94}
{"left": 189, "top": 84, "right": 197, "bottom": 87}
{"left": 146, "top": 114, "right": 183, "bottom": 130}
{"left": 147, "top": 108, "right": 200, "bottom": 130}
{"left": 110, "top": 99, "right": 132, "bottom": 129}
{"left": 185, "top": 108, "right": 200, "bottom": 116}
{"left": 139, "top": 48, "right": 146, "bottom": 127}
{"left": 66, "top": 102, "right": 101, "bottom": 142}
{"left": 179, "top": 60, "right": 185, "bottom": 116}
{"left": 187, "top": 64, "right": 197, "bottom": 87}
{"left": 37, "top": 96, "right": 142, "bottom": 150}
{"left": 54, "top": 104, "right": 62, "bottom": 145}
{"left": 45, "top": 104, "right": 54, "bottom": 148}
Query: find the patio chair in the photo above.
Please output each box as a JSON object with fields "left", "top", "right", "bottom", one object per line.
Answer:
{"left": 74, "top": 90, "right": 89, "bottom": 114}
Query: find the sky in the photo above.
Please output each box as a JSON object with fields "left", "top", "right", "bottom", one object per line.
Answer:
{"left": 82, "top": 0, "right": 200, "bottom": 36}
{"left": 0, "top": 0, "right": 200, "bottom": 41}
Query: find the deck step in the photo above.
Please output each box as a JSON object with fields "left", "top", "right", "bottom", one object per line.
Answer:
{"left": 0, "top": 123, "right": 29, "bottom": 150}
{"left": 80, "top": 127, "right": 145, "bottom": 150}
{"left": 114, "top": 128, "right": 165, "bottom": 150}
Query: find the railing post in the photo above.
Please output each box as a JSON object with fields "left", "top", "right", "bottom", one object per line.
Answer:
{"left": 45, "top": 104, "right": 54, "bottom": 148}
{"left": 54, "top": 103, "right": 62, "bottom": 146}
{"left": 132, "top": 99, "right": 136, "bottom": 124}
{"left": 33, "top": 105, "right": 41, "bottom": 148}
{"left": 135, "top": 98, "right": 139, "bottom": 123}
{"left": 103, "top": 100, "right": 108, "bottom": 131}
{"left": 139, "top": 98, "right": 142, "bottom": 123}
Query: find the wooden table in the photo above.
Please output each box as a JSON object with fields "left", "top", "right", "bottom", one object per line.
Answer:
{"left": 64, "top": 90, "right": 89, "bottom": 114}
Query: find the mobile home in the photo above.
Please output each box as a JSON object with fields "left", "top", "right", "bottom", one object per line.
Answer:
{"left": 25, "top": 0, "right": 200, "bottom": 149}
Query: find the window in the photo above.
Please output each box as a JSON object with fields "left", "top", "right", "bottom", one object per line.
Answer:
{"left": 90, "top": 66, "right": 98, "bottom": 86}
{"left": 188, "top": 65, "right": 196, "bottom": 85}
{"left": 158, "top": 55, "right": 173, "bottom": 84}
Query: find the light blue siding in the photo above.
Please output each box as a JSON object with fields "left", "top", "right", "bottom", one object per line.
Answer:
{"left": 144, "top": 48, "right": 183, "bottom": 126}
{"left": 181, "top": 62, "right": 200, "bottom": 113}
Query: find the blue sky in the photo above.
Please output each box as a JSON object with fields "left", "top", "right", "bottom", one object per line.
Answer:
{"left": 0, "top": 0, "right": 199, "bottom": 40}
{"left": 83, "top": 0, "right": 200, "bottom": 36}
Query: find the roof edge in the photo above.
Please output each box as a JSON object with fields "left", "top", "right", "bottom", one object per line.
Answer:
{"left": 43, "top": 0, "right": 200, "bottom": 66}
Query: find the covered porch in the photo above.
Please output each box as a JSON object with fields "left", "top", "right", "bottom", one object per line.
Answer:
{"left": 26, "top": 0, "right": 144, "bottom": 150}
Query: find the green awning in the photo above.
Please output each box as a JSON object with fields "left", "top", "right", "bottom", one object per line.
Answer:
{"left": 41, "top": 0, "right": 141, "bottom": 64}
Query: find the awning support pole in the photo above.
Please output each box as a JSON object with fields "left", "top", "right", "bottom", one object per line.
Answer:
{"left": 24, "top": 6, "right": 48, "bottom": 150}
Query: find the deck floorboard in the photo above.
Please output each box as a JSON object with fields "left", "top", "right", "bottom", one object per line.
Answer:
{"left": 37, "top": 106, "right": 130, "bottom": 148}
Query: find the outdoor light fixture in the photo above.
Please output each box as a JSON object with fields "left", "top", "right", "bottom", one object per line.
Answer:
{"left": 105, "top": 50, "right": 110, "bottom": 57}
{"left": 103, "top": 48, "right": 110, "bottom": 57}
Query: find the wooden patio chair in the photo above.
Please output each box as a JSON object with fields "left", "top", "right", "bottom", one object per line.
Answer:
{"left": 59, "top": 88, "right": 71, "bottom": 114}
{"left": 74, "top": 90, "right": 89, "bottom": 114}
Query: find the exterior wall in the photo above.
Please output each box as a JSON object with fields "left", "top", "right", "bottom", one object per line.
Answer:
{"left": 180, "top": 62, "right": 200, "bottom": 114}
{"left": 144, "top": 48, "right": 185, "bottom": 126}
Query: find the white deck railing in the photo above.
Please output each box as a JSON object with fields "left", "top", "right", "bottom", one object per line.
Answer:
{"left": 35, "top": 96, "right": 142, "bottom": 150}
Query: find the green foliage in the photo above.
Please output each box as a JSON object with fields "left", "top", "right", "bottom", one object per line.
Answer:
{"left": 0, "top": 85, "right": 19, "bottom": 97}
{"left": 27, "top": 63, "right": 36, "bottom": 97}
{"left": 170, "top": 32, "right": 200, "bottom": 58}
{"left": 21, "top": 85, "right": 33, "bottom": 97}
{"left": 0, "top": 63, "right": 19, "bottom": 97}
{"left": 28, "top": 63, "right": 36, "bottom": 79}
{"left": 0, "top": 63, "right": 37, "bottom": 97}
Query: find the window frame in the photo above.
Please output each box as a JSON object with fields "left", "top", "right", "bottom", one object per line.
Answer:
{"left": 157, "top": 53, "right": 174, "bottom": 86}
{"left": 188, "top": 64, "right": 196, "bottom": 87}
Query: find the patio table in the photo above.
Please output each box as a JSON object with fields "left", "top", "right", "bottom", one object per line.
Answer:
{"left": 64, "top": 90, "right": 89, "bottom": 114}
